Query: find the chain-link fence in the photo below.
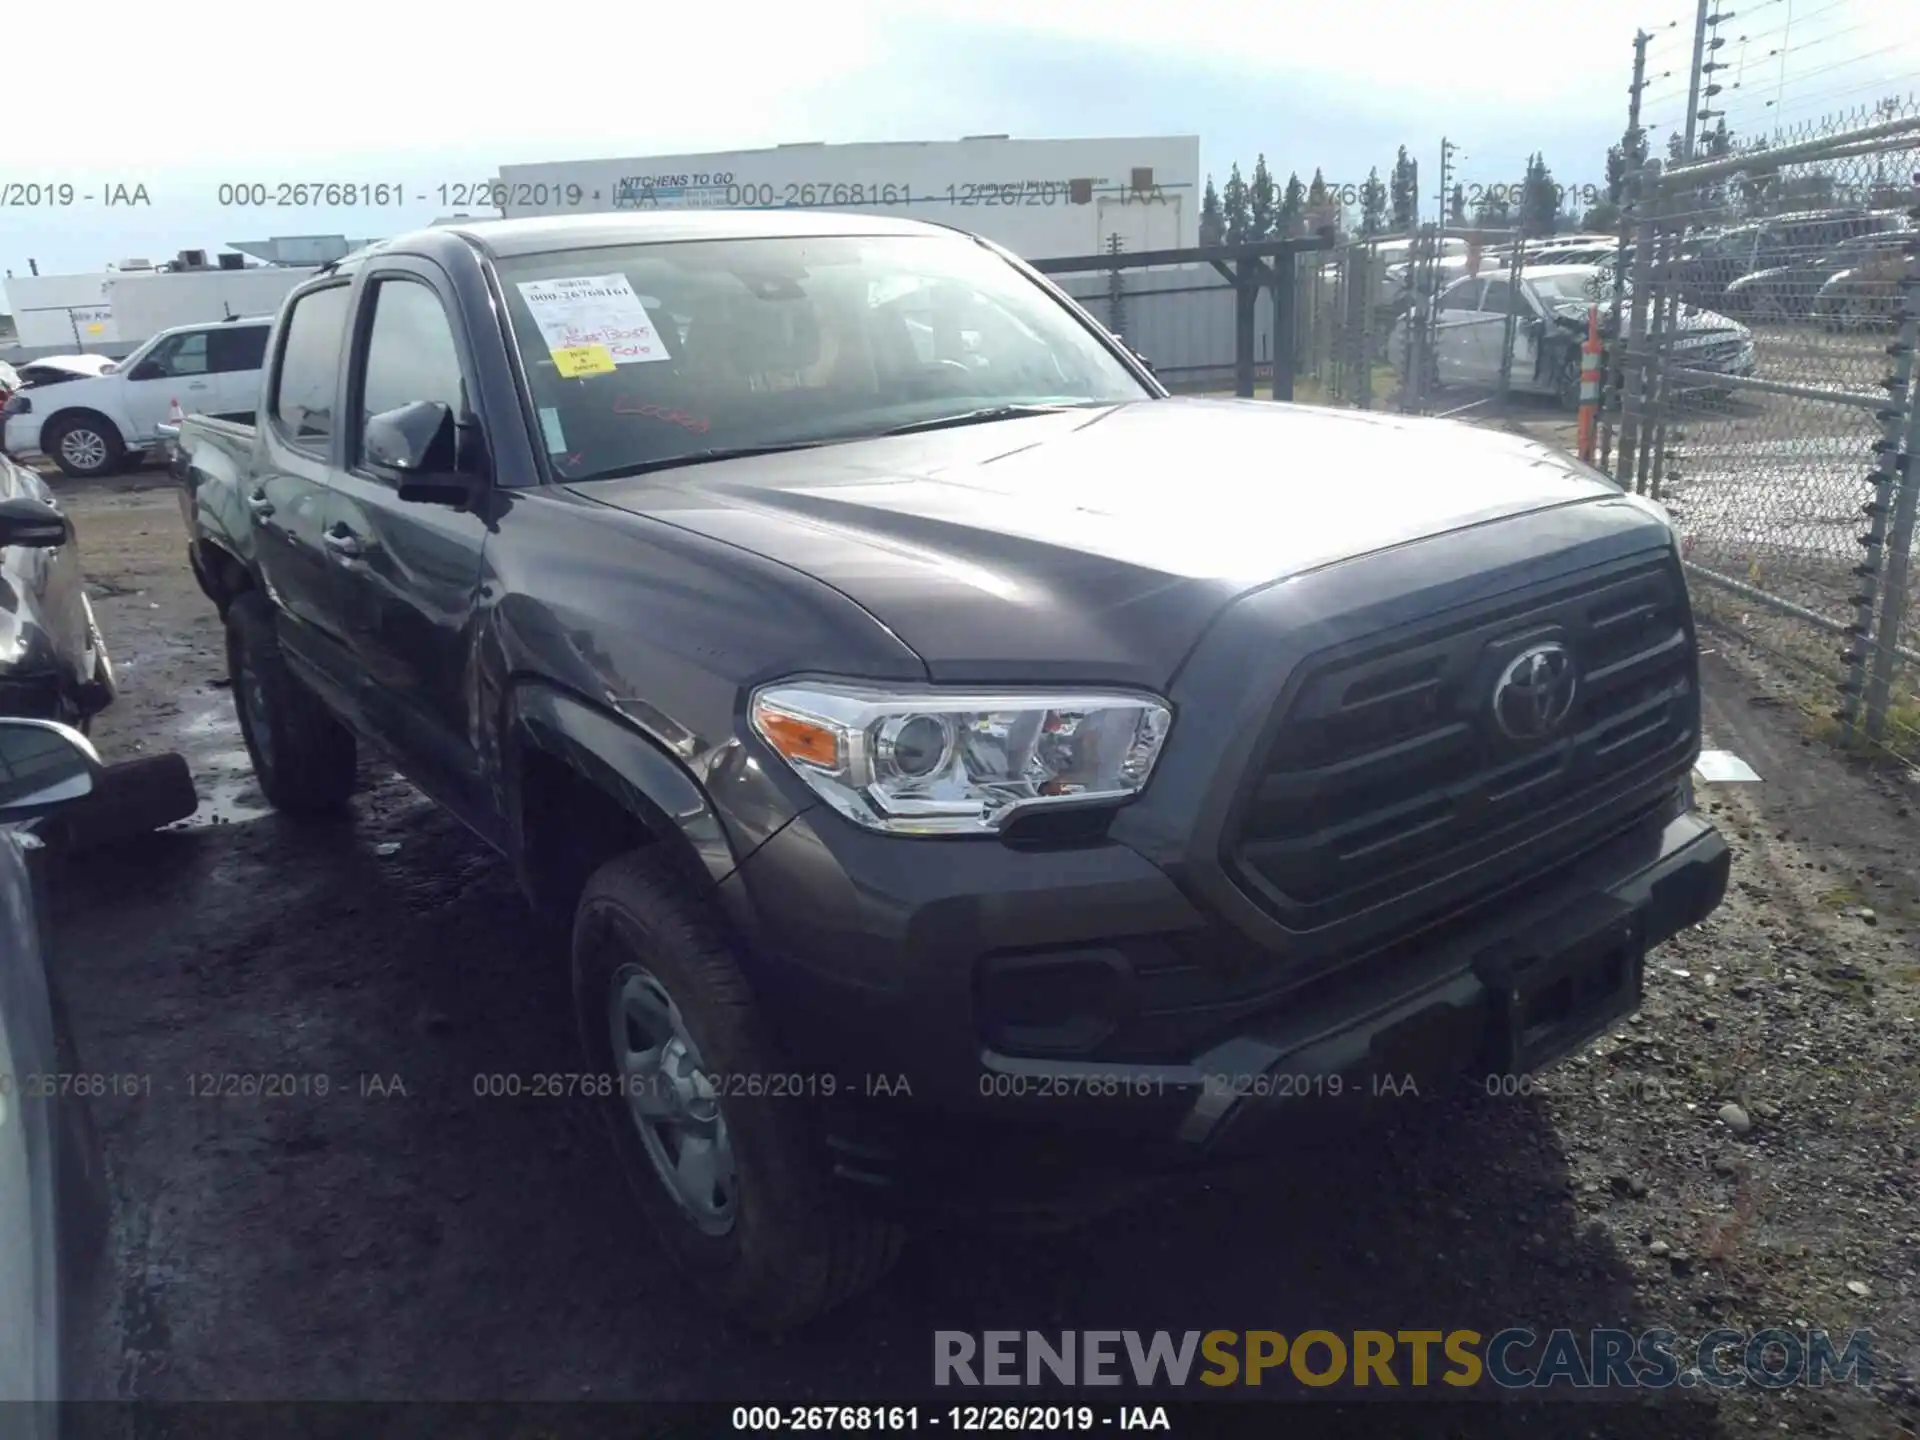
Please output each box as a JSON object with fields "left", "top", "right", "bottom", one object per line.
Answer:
{"left": 1609, "top": 105, "right": 1920, "bottom": 759}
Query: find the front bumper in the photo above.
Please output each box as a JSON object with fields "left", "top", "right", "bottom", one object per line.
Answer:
{"left": 723, "top": 795, "right": 1728, "bottom": 1192}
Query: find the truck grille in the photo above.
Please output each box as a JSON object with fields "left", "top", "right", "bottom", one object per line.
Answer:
{"left": 1226, "top": 556, "right": 1695, "bottom": 934}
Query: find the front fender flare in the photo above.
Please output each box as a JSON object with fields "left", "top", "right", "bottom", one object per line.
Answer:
{"left": 506, "top": 681, "right": 737, "bottom": 889}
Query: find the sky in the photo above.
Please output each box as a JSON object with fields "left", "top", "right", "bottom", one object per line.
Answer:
{"left": 6, "top": 0, "right": 1918, "bottom": 298}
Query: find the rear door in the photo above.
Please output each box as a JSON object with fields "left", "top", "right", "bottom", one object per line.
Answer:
{"left": 1465, "top": 278, "right": 1523, "bottom": 385}
{"left": 1433, "top": 279, "right": 1485, "bottom": 383}
{"left": 251, "top": 282, "right": 360, "bottom": 708}
{"left": 326, "top": 259, "right": 496, "bottom": 832}
{"left": 207, "top": 324, "right": 270, "bottom": 419}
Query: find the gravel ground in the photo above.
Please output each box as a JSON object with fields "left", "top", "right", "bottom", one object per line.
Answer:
{"left": 31, "top": 460, "right": 1920, "bottom": 1434}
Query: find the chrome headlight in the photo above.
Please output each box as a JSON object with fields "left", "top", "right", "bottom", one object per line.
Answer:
{"left": 749, "top": 682, "right": 1174, "bottom": 836}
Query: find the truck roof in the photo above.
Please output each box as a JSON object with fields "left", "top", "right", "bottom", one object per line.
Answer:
{"left": 391, "top": 209, "right": 955, "bottom": 262}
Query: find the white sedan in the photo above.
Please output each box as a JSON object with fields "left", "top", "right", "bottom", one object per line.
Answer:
{"left": 1392, "top": 264, "right": 1755, "bottom": 408}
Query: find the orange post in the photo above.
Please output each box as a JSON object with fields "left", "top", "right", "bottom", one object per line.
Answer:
{"left": 1576, "top": 306, "right": 1602, "bottom": 461}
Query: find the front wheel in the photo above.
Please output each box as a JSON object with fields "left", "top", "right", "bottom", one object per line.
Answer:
{"left": 571, "top": 849, "right": 903, "bottom": 1333}
{"left": 47, "top": 416, "right": 124, "bottom": 480}
{"left": 224, "top": 591, "right": 357, "bottom": 814}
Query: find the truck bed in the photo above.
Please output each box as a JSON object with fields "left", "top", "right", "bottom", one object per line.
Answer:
{"left": 172, "top": 412, "right": 260, "bottom": 582}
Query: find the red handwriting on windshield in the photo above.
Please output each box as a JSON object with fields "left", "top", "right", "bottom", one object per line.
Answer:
{"left": 613, "top": 396, "right": 711, "bottom": 434}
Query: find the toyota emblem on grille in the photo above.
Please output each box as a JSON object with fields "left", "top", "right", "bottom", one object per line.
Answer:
{"left": 1492, "top": 643, "right": 1578, "bottom": 740}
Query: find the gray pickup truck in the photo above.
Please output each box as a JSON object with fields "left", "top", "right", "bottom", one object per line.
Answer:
{"left": 172, "top": 210, "right": 1729, "bottom": 1332}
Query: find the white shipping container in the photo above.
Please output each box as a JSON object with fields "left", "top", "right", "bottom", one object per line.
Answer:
{"left": 3, "top": 273, "right": 120, "bottom": 348}
{"left": 106, "top": 267, "right": 317, "bottom": 337}
{"left": 494, "top": 135, "right": 1200, "bottom": 261}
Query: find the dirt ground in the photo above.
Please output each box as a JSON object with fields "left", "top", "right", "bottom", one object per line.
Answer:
{"left": 33, "top": 456, "right": 1920, "bottom": 1433}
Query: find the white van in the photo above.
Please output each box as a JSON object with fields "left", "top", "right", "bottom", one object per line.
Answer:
{"left": 1, "top": 316, "right": 272, "bottom": 478}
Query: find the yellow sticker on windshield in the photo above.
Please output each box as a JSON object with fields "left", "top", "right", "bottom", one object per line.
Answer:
{"left": 552, "top": 344, "right": 616, "bottom": 378}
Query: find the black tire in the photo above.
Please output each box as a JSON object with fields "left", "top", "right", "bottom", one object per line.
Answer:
{"left": 571, "top": 849, "right": 903, "bottom": 1333}
{"left": 224, "top": 591, "right": 357, "bottom": 814}
{"left": 1554, "top": 350, "right": 1583, "bottom": 411}
{"left": 46, "top": 414, "right": 124, "bottom": 480}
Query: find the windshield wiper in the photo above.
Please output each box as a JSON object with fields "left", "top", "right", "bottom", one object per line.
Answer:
{"left": 566, "top": 440, "right": 837, "bottom": 484}
{"left": 877, "top": 403, "right": 1092, "bottom": 437}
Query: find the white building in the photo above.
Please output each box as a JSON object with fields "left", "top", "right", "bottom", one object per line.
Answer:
{"left": 493, "top": 135, "right": 1200, "bottom": 260}
{"left": 2, "top": 236, "right": 381, "bottom": 357}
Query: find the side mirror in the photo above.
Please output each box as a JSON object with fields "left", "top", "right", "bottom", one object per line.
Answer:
{"left": 0, "top": 495, "right": 71, "bottom": 550}
{"left": 127, "top": 360, "right": 163, "bottom": 382}
{"left": 0, "top": 718, "right": 101, "bottom": 821}
{"left": 366, "top": 401, "right": 479, "bottom": 503}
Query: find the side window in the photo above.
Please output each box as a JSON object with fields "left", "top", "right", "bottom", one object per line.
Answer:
{"left": 1479, "top": 279, "right": 1515, "bottom": 313}
{"left": 269, "top": 285, "right": 352, "bottom": 447}
{"left": 208, "top": 325, "right": 269, "bottom": 374}
{"left": 146, "top": 331, "right": 209, "bottom": 378}
{"left": 356, "top": 279, "right": 466, "bottom": 461}
{"left": 1438, "top": 281, "right": 1483, "bottom": 312}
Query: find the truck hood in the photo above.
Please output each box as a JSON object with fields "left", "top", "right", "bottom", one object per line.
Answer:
{"left": 568, "top": 398, "right": 1623, "bottom": 688}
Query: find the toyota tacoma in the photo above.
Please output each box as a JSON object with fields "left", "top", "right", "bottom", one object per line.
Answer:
{"left": 171, "top": 211, "right": 1729, "bottom": 1331}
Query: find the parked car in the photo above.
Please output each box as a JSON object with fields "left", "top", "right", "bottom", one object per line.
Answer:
{"left": 0, "top": 453, "right": 115, "bottom": 730}
{"left": 0, "top": 715, "right": 114, "bottom": 1418}
{"left": 11, "top": 356, "right": 118, "bottom": 389}
{"left": 1815, "top": 232, "right": 1919, "bottom": 330}
{"left": 1391, "top": 263, "right": 1753, "bottom": 407}
{"left": 174, "top": 210, "right": 1728, "bottom": 1332}
{"left": 1663, "top": 209, "right": 1904, "bottom": 311}
{"left": 1723, "top": 223, "right": 1915, "bottom": 321}
{"left": 1, "top": 356, "right": 119, "bottom": 415}
{"left": 3, "top": 316, "right": 271, "bottom": 479}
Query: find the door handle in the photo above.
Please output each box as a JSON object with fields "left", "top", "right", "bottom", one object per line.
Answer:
{"left": 187, "top": 381, "right": 210, "bottom": 391}
{"left": 324, "top": 528, "right": 364, "bottom": 560}
{"left": 246, "top": 489, "right": 275, "bottom": 518}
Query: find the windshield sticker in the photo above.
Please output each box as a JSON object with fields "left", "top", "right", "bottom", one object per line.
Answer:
{"left": 553, "top": 344, "right": 617, "bottom": 378}
{"left": 538, "top": 407, "right": 567, "bottom": 454}
{"left": 516, "top": 274, "right": 672, "bottom": 365}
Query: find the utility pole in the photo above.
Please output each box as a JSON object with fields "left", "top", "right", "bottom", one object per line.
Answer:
{"left": 1600, "top": 29, "right": 1650, "bottom": 472}
{"left": 1647, "top": 0, "right": 1731, "bottom": 499}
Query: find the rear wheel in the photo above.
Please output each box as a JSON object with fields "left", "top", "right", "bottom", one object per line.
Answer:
{"left": 47, "top": 415, "right": 123, "bottom": 480}
{"left": 571, "top": 849, "right": 903, "bottom": 1333}
{"left": 224, "top": 591, "right": 357, "bottom": 814}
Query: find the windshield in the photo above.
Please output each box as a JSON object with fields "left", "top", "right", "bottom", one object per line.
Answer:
{"left": 492, "top": 234, "right": 1152, "bottom": 483}
{"left": 1530, "top": 271, "right": 1615, "bottom": 304}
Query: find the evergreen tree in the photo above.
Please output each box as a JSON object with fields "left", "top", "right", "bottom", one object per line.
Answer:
{"left": 1199, "top": 176, "right": 1224, "bottom": 246}
{"left": 1581, "top": 199, "right": 1622, "bottom": 231}
{"left": 1519, "top": 152, "right": 1558, "bottom": 237}
{"left": 1279, "top": 171, "right": 1306, "bottom": 237}
{"left": 1359, "top": 167, "right": 1388, "bottom": 237}
{"left": 1222, "top": 163, "right": 1252, "bottom": 244}
{"left": 1449, "top": 182, "right": 1467, "bottom": 224}
{"left": 1389, "top": 146, "right": 1419, "bottom": 232}
{"left": 1473, "top": 188, "right": 1512, "bottom": 227}
{"left": 1249, "top": 155, "right": 1277, "bottom": 240}
{"left": 1306, "top": 168, "right": 1329, "bottom": 209}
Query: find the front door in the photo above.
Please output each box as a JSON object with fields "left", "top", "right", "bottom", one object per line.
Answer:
{"left": 123, "top": 329, "right": 215, "bottom": 443}
{"left": 326, "top": 262, "right": 496, "bottom": 834}
{"left": 249, "top": 282, "right": 360, "bottom": 708}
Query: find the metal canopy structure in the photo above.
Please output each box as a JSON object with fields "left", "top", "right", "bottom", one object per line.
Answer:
{"left": 1033, "top": 236, "right": 1335, "bottom": 401}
